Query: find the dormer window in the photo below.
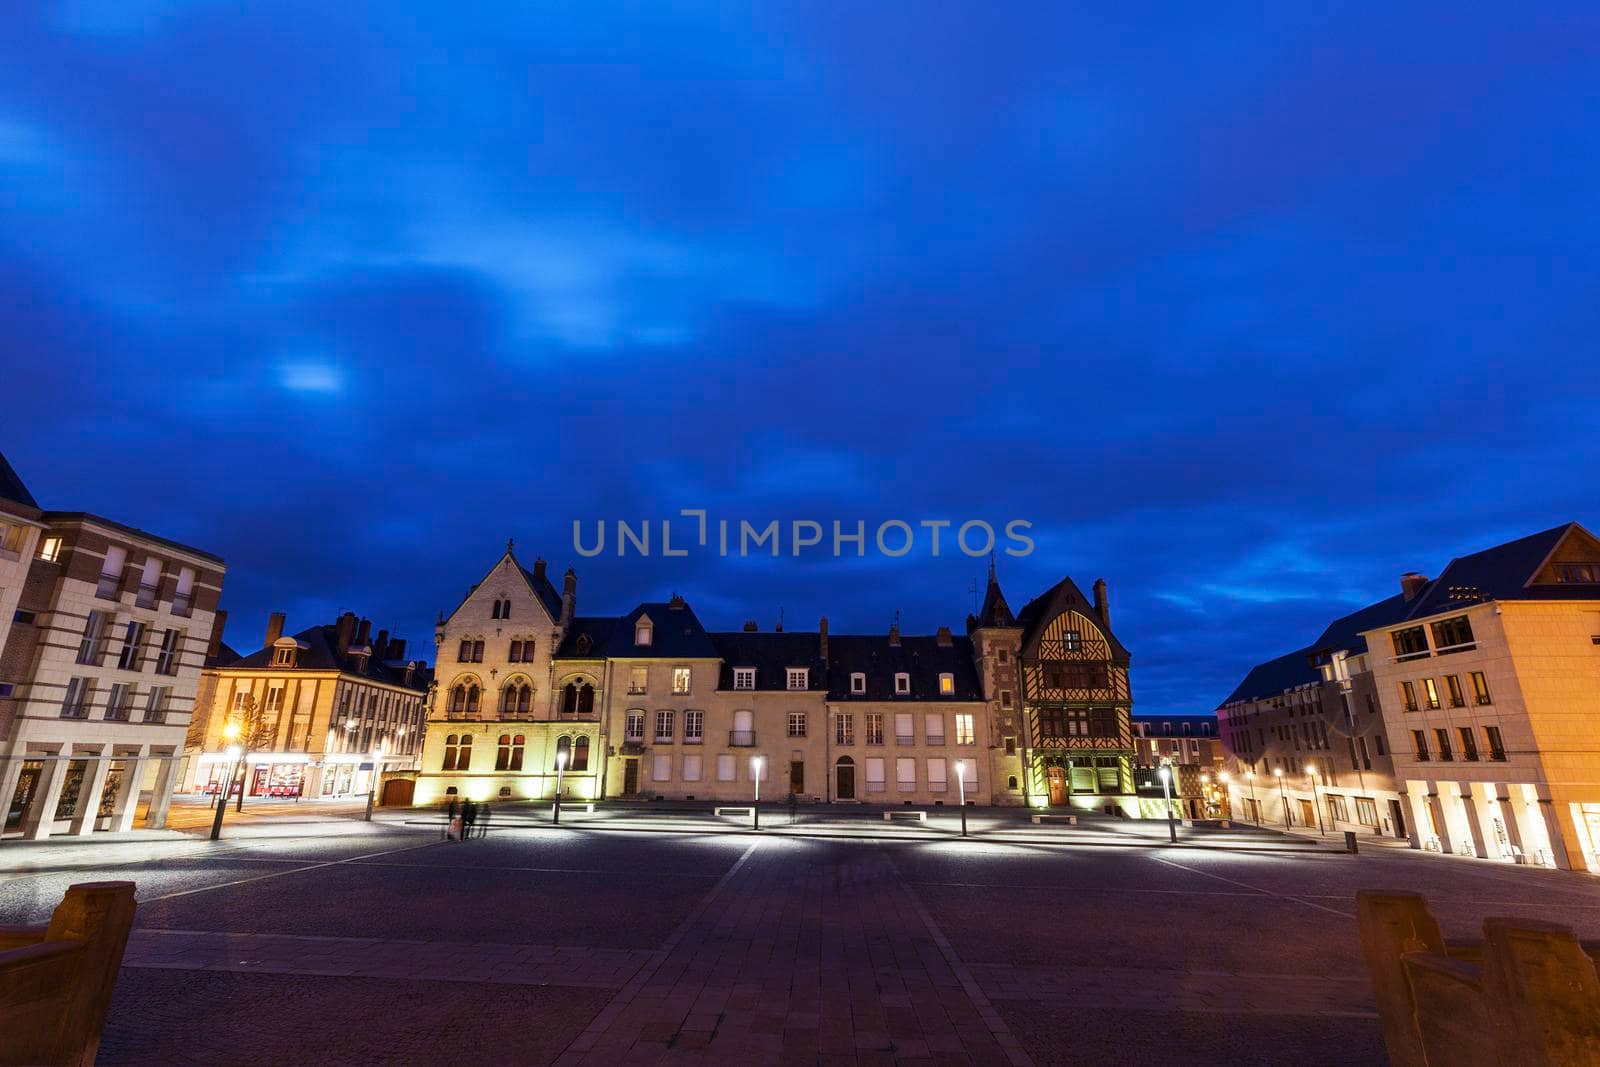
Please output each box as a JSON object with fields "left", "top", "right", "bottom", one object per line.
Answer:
{"left": 635, "top": 621, "right": 653, "bottom": 646}
{"left": 733, "top": 667, "right": 755, "bottom": 691}
{"left": 894, "top": 672, "right": 910, "bottom": 695}
{"left": 850, "top": 672, "right": 866, "bottom": 695}
{"left": 938, "top": 673, "right": 954, "bottom": 696}
{"left": 273, "top": 647, "right": 294, "bottom": 666}
{"left": 1555, "top": 562, "right": 1600, "bottom": 583}
{"left": 786, "top": 668, "right": 808, "bottom": 691}
{"left": 1063, "top": 630, "right": 1082, "bottom": 652}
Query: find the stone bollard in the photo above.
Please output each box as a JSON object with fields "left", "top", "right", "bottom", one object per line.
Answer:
{"left": 1345, "top": 830, "right": 1359, "bottom": 853}
{"left": 1357, "top": 891, "right": 1446, "bottom": 1067}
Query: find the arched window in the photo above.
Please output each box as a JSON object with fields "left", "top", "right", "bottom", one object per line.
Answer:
{"left": 501, "top": 682, "right": 532, "bottom": 715}
{"left": 511, "top": 734, "right": 525, "bottom": 771}
{"left": 496, "top": 734, "right": 512, "bottom": 771}
{"left": 573, "top": 735, "right": 590, "bottom": 772}
{"left": 450, "top": 681, "right": 481, "bottom": 716}
{"left": 456, "top": 734, "right": 473, "bottom": 771}
{"left": 577, "top": 683, "right": 595, "bottom": 716}
{"left": 555, "top": 734, "right": 572, "bottom": 770}
{"left": 561, "top": 683, "right": 577, "bottom": 716}
{"left": 443, "top": 734, "right": 459, "bottom": 771}
{"left": 465, "top": 685, "right": 480, "bottom": 715}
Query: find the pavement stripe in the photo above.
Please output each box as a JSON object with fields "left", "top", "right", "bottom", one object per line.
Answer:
{"left": 1149, "top": 854, "right": 1356, "bottom": 918}
{"left": 136, "top": 838, "right": 446, "bottom": 904}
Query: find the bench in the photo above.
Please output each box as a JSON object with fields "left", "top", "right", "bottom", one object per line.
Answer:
{"left": 0, "top": 881, "right": 136, "bottom": 1066}
{"left": 883, "top": 810, "right": 927, "bottom": 823}
{"left": 713, "top": 806, "right": 753, "bottom": 818}
{"left": 1030, "top": 813, "right": 1078, "bottom": 826}
{"left": 559, "top": 802, "right": 596, "bottom": 815}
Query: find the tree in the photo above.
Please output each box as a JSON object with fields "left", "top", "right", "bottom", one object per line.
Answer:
{"left": 224, "top": 694, "right": 277, "bottom": 812}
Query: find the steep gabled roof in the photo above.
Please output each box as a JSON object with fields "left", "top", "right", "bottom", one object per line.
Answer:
{"left": 1397, "top": 522, "right": 1600, "bottom": 621}
{"left": 1219, "top": 647, "right": 1320, "bottom": 707}
{"left": 615, "top": 601, "right": 719, "bottom": 658}
{"left": 0, "top": 451, "right": 39, "bottom": 511}
{"left": 1015, "top": 575, "right": 1130, "bottom": 661}
{"left": 225, "top": 624, "right": 429, "bottom": 692}
{"left": 552, "top": 616, "right": 617, "bottom": 659}
{"left": 970, "top": 567, "right": 1016, "bottom": 630}
{"left": 516, "top": 560, "right": 564, "bottom": 621}
{"left": 709, "top": 632, "right": 825, "bottom": 690}
{"left": 824, "top": 634, "right": 985, "bottom": 701}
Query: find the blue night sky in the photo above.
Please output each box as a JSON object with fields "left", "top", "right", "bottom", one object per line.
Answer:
{"left": 2, "top": 3, "right": 1597, "bottom": 715}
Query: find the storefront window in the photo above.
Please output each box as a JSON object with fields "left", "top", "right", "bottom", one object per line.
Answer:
{"left": 54, "top": 760, "right": 88, "bottom": 820}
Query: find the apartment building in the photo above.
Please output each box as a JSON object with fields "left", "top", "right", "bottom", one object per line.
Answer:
{"left": 185, "top": 612, "right": 431, "bottom": 803}
{"left": 417, "top": 546, "right": 1129, "bottom": 811}
{"left": 1131, "top": 714, "right": 1226, "bottom": 819}
{"left": 1361, "top": 523, "right": 1600, "bottom": 872}
{"left": 0, "top": 451, "right": 225, "bottom": 840}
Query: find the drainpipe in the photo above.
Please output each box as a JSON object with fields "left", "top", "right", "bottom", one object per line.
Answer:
{"left": 824, "top": 701, "right": 832, "bottom": 803}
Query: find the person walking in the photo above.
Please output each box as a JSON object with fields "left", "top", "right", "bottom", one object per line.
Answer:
{"left": 445, "top": 796, "right": 459, "bottom": 840}
{"left": 477, "top": 800, "right": 492, "bottom": 839}
{"left": 461, "top": 799, "right": 477, "bottom": 842}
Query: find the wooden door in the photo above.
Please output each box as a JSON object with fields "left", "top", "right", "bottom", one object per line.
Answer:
{"left": 789, "top": 761, "right": 804, "bottom": 795}
{"left": 1047, "top": 766, "right": 1067, "bottom": 805}
{"left": 622, "top": 758, "right": 639, "bottom": 795}
{"left": 836, "top": 762, "right": 855, "bottom": 800}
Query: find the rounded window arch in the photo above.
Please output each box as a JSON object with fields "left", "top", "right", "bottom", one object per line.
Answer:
{"left": 496, "top": 733, "right": 512, "bottom": 771}
{"left": 500, "top": 677, "right": 534, "bottom": 715}
{"left": 572, "top": 735, "right": 590, "bottom": 772}
{"left": 560, "top": 678, "right": 597, "bottom": 717}
{"left": 449, "top": 676, "right": 482, "bottom": 715}
{"left": 555, "top": 734, "right": 572, "bottom": 770}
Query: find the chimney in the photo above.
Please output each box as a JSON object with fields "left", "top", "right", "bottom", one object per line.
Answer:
{"left": 819, "top": 617, "right": 829, "bottom": 660}
{"left": 265, "top": 611, "right": 285, "bottom": 648}
{"left": 889, "top": 623, "right": 901, "bottom": 647}
{"left": 935, "top": 625, "right": 952, "bottom": 647}
{"left": 207, "top": 609, "right": 228, "bottom": 659}
{"left": 375, "top": 629, "right": 389, "bottom": 657}
{"left": 1093, "top": 578, "right": 1110, "bottom": 630}
{"left": 389, "top": 638, "right": 406, "bottom": 661}
{"left": 668, "top": 593, "right": 686, "bottom": 610}
{"left": 561, "top": 568, "right": 576, "bottom": 629}
{"left": 533, "top": 557, "right": 547, "bottom": 581}
{"left": 742, "top": 620, "right": 758, "bottom": 632}
{"left": 1400, "top": 572, "right": 1429, "bottom": 601}
{"left": 356, "top": 617, "right": 372, "bottom": 648}
{"left": 335, "top": 612, "right": 357, "bottom": 653}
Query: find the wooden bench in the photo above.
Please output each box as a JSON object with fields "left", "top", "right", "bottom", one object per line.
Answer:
{"left": 883, "top": 810, "right": 927, "bottom": 823}
{"left": 1030, "top": 813, "right": 1078, "bottom": 826}
{"left": 0, "top": 881, "right": 136, "bottom": 1067}
{"left": 713, "top": 806, "right": 753, "bottom": 818}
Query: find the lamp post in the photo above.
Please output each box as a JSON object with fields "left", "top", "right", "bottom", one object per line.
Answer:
{"left": 752, "top": 756, "right": 764, "bottom": 830}
{"left": 210, "top": 731, "right": 243, "bottom": 841}
{"left": 1305, "top": 762, "right": 1326, "bottom": 834}
{"left": 956, "top": 762, "right": 968, "bottom": 837}
{"left": 1273, "top": 767, "right": 1289, "bottom": 829}
{"left": 1246, "top": 770, "right": 1259, "bottom": 825}
{"left": 1158, "top": 763, "right": 1176, "bottom": 843}
{"left": 1219, "top": 771, "right": 1231, "bottom": 820}
{"left": 364, "top": 741, "right": 386, "bottom": 822}
{"left": 553, "top": 748, "right": 567, "bottom": 825}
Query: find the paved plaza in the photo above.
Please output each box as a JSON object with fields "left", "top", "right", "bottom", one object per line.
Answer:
{"left": 4, "top": 804, "right": 1600, "bottom": 1065}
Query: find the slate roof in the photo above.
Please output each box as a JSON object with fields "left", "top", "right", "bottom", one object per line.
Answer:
{"left": 1220, "top": 647, "right": 1320, "bottom": 707}
{"left": 1015, "top": 575, "right": 1131, "bottom": 661}
{"left": 516, "top": 560, "right": 564, "bottom": 621}
{"left": 615, "top": 602, "right": 720, "bottom": 658}
{"left": 1394, "top": 522, "right": 1600, "bottom": 621}
{"left": 1132, "top": 714, "right": 1219, "bottom": 737}
{"left": 709, "top": 632, "right": 825, "bottom": 691}
{"left": 1308, "top": 593, "right": 1413, "bottom": 658}
{"left": 0, "top": 451, "right": 39, "bottom": 511}
{"left": 969, "top": 570, "right": 1015, "bottom": 629}
{"left": 225, "top": 624, "right": 429, "bottom": 692}
{"left": 552, "top": 616, "right": 618, "bottom": 659}
{"left": 824, "top": 634, "right": 986, "bottom": 701}
{"left": 206, "top": 641, "right": 242, "bottom": 669}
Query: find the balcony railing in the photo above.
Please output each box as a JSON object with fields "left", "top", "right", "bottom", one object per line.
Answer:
{"left": 729, "top": 730, "right": 755, "bottom": 747}
{"left": 925, "top": 734, "right": 946, "bottom": 746}
{"left": 895, "top": 734, "right": 914, "bottom": 745}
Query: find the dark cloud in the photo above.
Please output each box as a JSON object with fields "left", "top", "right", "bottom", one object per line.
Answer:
{"left": 2, "top": 2, "right": 1595, "bottom": 712}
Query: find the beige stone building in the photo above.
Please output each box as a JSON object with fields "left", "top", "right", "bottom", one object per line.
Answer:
{"left": 184, "top": 612, "right": 430, "bottom": 803}
{"left": 0, "top": 451, "right": 225, "bottom": 840}
{"left": 1361, "top": 522, "right": 1600, "bottom": 872}
{"left": 418, "top": 548, "right": 1132, "bottom": 813}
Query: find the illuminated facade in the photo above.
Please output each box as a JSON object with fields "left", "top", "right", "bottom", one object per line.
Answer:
{"left": 185, "top": 612, "right": 430, "bottom": 802}
{"left": 0, "top": 451, "right": 226, "bottom": 840}
{"left": 419, "top": 547, "right": 1131, "bottom": 809}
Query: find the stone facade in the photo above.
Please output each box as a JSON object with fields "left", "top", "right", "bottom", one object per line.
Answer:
{"left": 0, "top": 479, "right": 225, "bottom": 840}
{"left": 418, "top": 548, "right": 1133, "bottom": 812}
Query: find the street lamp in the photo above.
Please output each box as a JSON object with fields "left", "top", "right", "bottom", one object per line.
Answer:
{"left": 1305, "top": 762, "right": 1326, "bottom": 834}
{"left": 1274, "top": 767, "right": 1289, "bottom": 830}
{"left": 210, "top": 740, "right": 243, "bottom": 841}
{"left": 553, "top": 748, "right": 568, "bottom": 825}
{"left": 1200, "top": 773, "right": 1211, "bottom": 818}
{"left": 1220, "top": 771, "right": 1231, "bottom": 819}
{"left": 752, "top": 756, "right": 764, "bottom": 830}
{"left": 1158, "top": 763, "right": 1176, "bottom": 843}
{"left": 956, "top": 762, "right": 968, "bottom": 837}
{"left": 364, "top": 741, "right": 386, "bottom": 822}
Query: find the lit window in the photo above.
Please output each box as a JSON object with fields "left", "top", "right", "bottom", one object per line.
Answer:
{"left": 786, "top": 668, "right": 808, "bottom": 691}
{"left": 1422, "top": 678, "right": 1441, "bottom": 710}
{"left": 733, "top": 667, "right": 755, "bottom": 690}
{"left": 672, "top": 667, "right": 691, "bottom": 695}
{"left": 635, "top": 622, "right": 652, "bottom": 646}
{"left": 38, "top": 536, "right": 62, "bottom": 562}
{"left": 894, "top": 672, "right": 910, "bottom": 695}
{"left": 938, "top": 673, "right": 954, "bottom": 695}
{"left": 1063, "top": 630, "right": 1082, "bottom": 652}
{"left": 850, "top": 672, "right": 866, "bottom": 695}
{"left": 955, "top": 713, "right": 975, "bottom": 745}
{"left": 629, "top": 666, "right": 648, "bottom": 694}
{"left": 1470, "top": 671, "right": 1493, "bottom": 705}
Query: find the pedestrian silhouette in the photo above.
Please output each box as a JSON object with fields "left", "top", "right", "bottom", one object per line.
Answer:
{"left": 461, "top": 799, "right": 477, "bottom": 842}
{"left": 477, "top": 801, "right": 492, "bottom": 839}
{"left": 446, "top": 796, "right": 459, "bottom": 840}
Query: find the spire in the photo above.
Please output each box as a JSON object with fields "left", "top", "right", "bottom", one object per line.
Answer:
{"left": 973, "top": 564, "right": 1015, "bottom": 630}
{"left": 507, "top": 537, "right": 515, "bottom": 554}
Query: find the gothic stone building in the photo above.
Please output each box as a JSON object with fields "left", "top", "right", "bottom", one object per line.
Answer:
{"left": 417, "top": 547, "right": 1135, "bottom": 812}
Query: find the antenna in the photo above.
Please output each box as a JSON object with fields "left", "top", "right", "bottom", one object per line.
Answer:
{"left": 969, "top": 576, "right": 979, "bottom": 613}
